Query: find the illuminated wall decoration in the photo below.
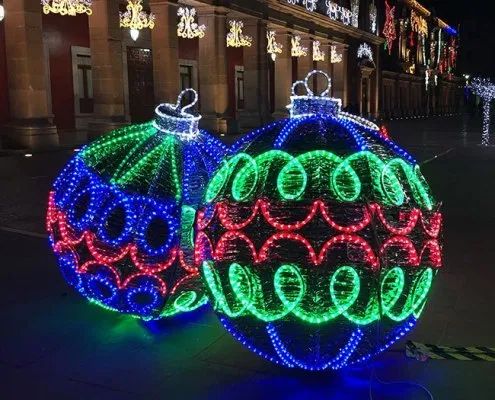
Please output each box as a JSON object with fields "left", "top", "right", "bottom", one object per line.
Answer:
{"left": 197, "top": 70, "right": 443, "bottom": 370}
{"left": 287, "top": 0, "right": 318, "bottom": 12}
{"left": 47, "top": 89, "right": 228, "bottom": 320}
{"left": 469, "top": 78, "right": 495, "bottom": 146}
{"left": 350, "top": 0, "right": 359, "bottom": 28}
{"left": 226, "top": 20, "right": 252, "bottom": 48}
{"left": 383, "top": 0, "right": 397, "bottom": 55}
{"left": 41, "top": 0, "right": 92, "bottom": 16}
{"left": 120, "top": 0, "right": 156, "bottom": 42}
{"left": 411, "top": 9, "right": 428, "bottom": 36}
{"left": 177, "top": 7, "right": 206, "bottom": 39}
{"left": 369, "top": 1, "right": 377, "bottom": 34}
{"left": 326, "top": 1, "right": 352, "bottom": 25}
{"left": 0, "top": 4, "right": 5, "bottom": 21}
{"left": 330, "top": 45, "right": 343, "bottom": 63}
{"left": 357, "top": 43, "right": 374, "bottom": 63}
{"left": 291, "top": 36, "right": 308, "bottom": 57}
{"left": 312, "top": 41, "right": 325, "bottom": 62}
{"left": 267, "top": 31, "right": 283, "bottom": 61}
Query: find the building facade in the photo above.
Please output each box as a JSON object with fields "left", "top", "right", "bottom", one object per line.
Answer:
{"left": 378, "top": 0, "right": 462, "bottom": 119}
{"left": 0, "top": 0, "right": 460, "bottom": 149}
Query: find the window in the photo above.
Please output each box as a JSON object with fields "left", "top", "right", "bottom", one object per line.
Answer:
{"left": 76, "top": 54, "right": 93, "bottom": 114}
{"left": 235, "top": 66, "right": 245, "bottom": 111}
{"left": 71, "top": 46, "right": 93, "bottom": 117}
{"left": 179, "top": 63, "right": 197, "bottom": 106}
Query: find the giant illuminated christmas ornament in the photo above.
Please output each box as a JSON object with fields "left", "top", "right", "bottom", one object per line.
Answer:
{"left": 47, "top": 89, "right": 227, "bottom": 320}
{"left": 196, "top": 71, "right": 443, "bottom": 370}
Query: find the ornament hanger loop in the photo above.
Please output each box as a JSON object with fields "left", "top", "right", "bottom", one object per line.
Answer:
{"left": 291, "top": 70, "right": 332, "bottom": 98}
{"left": 304, "top": 70, "right": 332, "bottom": 97}
{"left": 175, "top": 88, "right": 199, "bottom": 116}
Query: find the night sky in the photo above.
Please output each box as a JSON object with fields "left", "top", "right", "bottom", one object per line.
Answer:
{"left": 423, "top": 0, "right": 495, "bottom": 79}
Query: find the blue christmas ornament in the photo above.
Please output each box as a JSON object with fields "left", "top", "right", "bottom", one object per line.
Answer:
{"left": 47, "top": 89, "right": 228, "bottom": 320}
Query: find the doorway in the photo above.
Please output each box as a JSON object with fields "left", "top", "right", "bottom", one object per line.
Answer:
{"left": 127, "top": 47, "right": 154, "bottom": 123}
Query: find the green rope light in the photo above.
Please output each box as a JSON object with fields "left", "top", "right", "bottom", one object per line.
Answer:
{"left": 205, "top": 150, "right": 434, "bottom": 210}
{"left": 202, "top": 262, "right": 434, "bottom": 325}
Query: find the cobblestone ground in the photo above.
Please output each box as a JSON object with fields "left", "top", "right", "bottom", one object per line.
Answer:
{"left": 1, "top": 115, "right": 494, "bottom": 399}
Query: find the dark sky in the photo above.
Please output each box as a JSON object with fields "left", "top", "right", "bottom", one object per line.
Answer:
{"left": 422, "top": 0, "right": 495, "bottom": 79}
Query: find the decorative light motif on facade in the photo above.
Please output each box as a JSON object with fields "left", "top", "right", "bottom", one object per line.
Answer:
{"left": 41, "top": 0, "right": 92, "bottom": 16}
{"left": 369, "top": 2, "right": 377, "bottom": 34}
{"left": 0, "top": 5, "right": 4, "bottom": 22}
{"left": 267, "top": 31, "right": 283, "bottom": 61}
{"left": 411, "top": 10, "right": 428, "bottom": 36}
{"left": 469, "top": 78, "right": 495, "bottom": 146}
{"left": 357, "top": 43, "right": 373, "bottom": 62}
{"left": 120, "top": 0, "right": 156, "bottom": 42}
{"left": 291, "top": 36, "right": 308, "bottom": 57}
{"left": 325, "top": 1, "right": 352, "bottom": 26}
{"left": 350, "top": 0, "right": 359, "bottom": 28}
{"left": 226, "top": 20, "right": 252, "bottom": 48}
{"left": 330, "top": 46, "right": 342, "bottom": 63}
{"left": 312, "top": 41, "right": 325, "bottom": 62}
{"left": 177, "top": 7, "right": 206, "bottom": 39}
{"left": 383, "top": 0, "right": 397, "bottom": 55}
{"left": 287, "top": 0, "right": 318, "bottom": 12}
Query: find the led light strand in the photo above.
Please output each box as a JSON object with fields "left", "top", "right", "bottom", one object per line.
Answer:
{"left": 383, "top": 1, "right": 397, "bottom": 55}
{"left": 177, "top": 7, "right": 206, "bottom": 39}
{"left": 226, "top": 20, "right": 252, "bottom": 48}
{"left": 291, "top": 35, "right": 308, "bottom": 57}
{"left": 202, "top": 263, "right": 435, "bottom": 325}
{"left": 312, "top": 40, "right": 325, "bottom": 62}
{"left": 41, "top": 0, "right": 92, "bottom": 16}
{"left": 267, "top": 31, "right": 283, "bottom": 61}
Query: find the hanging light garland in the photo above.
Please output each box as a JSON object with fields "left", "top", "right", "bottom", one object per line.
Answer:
{"left": 291, "top": 36, "right": 308, "bottom": 57}
{"left": 369, "top": 1, "right": 377, "bottom": 34}
{"left": 267, "top": 31, "right": 283, "bottom": 61}
{"left": 383, "top": 0, "right": 397, "bottom": 55}
{"left": 330, "top": 45, "right": 343, "bottom": 63}
{"left": 312, "top": 41, "right": 325, "bottom": 62}
{"left": 469, "top": 78, "right": 495, "bottom": 146}
{"left": 120, "top": 0, "right": 156, "bottom": 42}
{"left": 177, "top": 7, "right": 206, "bottom": 39}
{"left": 41, "top": 0, "right": 92, "bottom": 16}
{"left": 226, "top": 20, "right": 252, "bottom": 48}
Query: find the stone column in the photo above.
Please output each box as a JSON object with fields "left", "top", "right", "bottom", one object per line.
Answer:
{"left": 332, "top": 45, "right": 348, "bottom": 107}
{"left": 150, "top": 0, "right": 179, "bottom": 103}
{"left": 297, "top": 39, "right": 313, "bottom": 82}
{"left": 239, "top": 19, "right": 270, "bottom": 130}
{"left": 314, "top": 44, "right": 330, "bottom": 94}
{"left": 2, "top": 0, "right": 58, "bottom": 149}
{"left": 88, "top": 0, "right": 127, "bottom": 138}
{"left": 272, "top": 32, "right": 292, "bottom": 119}
{"left": 197, "top": 8, "right": 230, "bottom": 134}
{"left": 374, "top": 43, "right": 381, "bottom": 118}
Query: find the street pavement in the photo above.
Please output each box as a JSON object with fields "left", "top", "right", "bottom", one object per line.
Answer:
{"left": 1, "top": 115, "right": 495, "bottom": 399}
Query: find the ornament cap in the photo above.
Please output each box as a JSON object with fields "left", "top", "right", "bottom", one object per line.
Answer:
{"left": 287, "top": 70, "right": 342, "bottom": 118}
{"left": 154, "top": 89, "right": 202, "bottom": 140}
